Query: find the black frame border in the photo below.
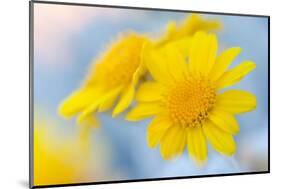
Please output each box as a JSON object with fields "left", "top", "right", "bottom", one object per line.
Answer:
{"left": 29, "top": 0, "right": 270, "bottom": 188}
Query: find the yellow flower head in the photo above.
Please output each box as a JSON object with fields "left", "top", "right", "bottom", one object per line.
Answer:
{"left": 59, "top": 33, "right": 149, "bottom": 125}
{"left": 157, "top": 14, "right": 221, "bottom": 46}
{"left": 127, "top": 31, "right": 256, "bottom": 164}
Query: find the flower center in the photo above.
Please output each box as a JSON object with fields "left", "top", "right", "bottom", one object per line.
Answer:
{"left": 167, "top": 78, "right": 216, "bottom": 127}
{"left": 88, "top": 34, "right": 147, "bottom": 89}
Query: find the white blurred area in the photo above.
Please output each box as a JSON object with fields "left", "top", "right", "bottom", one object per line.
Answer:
{"left": 34, "top": 3, "right": 127, "bottom": 68}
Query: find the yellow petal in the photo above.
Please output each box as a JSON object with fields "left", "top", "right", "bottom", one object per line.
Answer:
{"left": 77, "top": 116, "right": 99, "bottom": 147}
{"left": 189, "top": 31, "right": 218, "bottom": 75}
{"left": 142, "top": 43, "right": 173, "bottom": 84}
{"left": 146, "top": 42, "right": 190, "bottom": 82}
{"left": 58, "top": 87, "right": 100, "bottom": 118}
{"left": 78, "top": 114, "right": 100, "bottom": 128}
{"left": 147, "top": 115, "right": 172, "bottom": 148}
{"left": 160, "top": 125, "right": 186, "bottom": 160}
{"left": 166, "top": 36, "right": 192, "bottom": 58}
{"left": 165, "top": 21, "right": 177, "bottom": 36}
{"left": 209, "top": 108, "right": 240, "bottom": 135}
{"left": 77, "top": 86, "right": 122, "bottom": 124}
{"left": 203, "top": 120, "right": 236, "bottom": 156}
{"left": 112, "top": 84, "right": 135, "bottom": 117}
{"left": 181, "top": 14, "right": 222, "bottom": 36}
{"left": 135, "top": 81, "right": 164, "bottom": 102}
{"left": 216, "top": 90, "right": 257, "bottom": 114}
{"left": 216, "top": 61, "right": 256, "bottom": 89}
{"left": 209, "top": 47, "right": 242, "bottom": 81}
{"left": 98, "top": 86, "right": 123, "bottom": 112}
{"left": 132, "top": 44, "right": 147, "bottom": 86}
{"left": 163, "top": 45, "right": 189, "bottom": 81}
{"left": 76, "top": 101, "right": 100, "bottom": 125}
{"left": 187, "top": 126, "right": 208, "bottom": 164}
{"left": 126, "top": 102, "right": 163, "bottom": 121}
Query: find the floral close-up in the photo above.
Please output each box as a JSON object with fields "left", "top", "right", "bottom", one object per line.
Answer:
{"left": 127, "top": 31, "right": 256, "bottom": 164}
{"left": 33, "top": 3, "right": 268, "bottom": 187}
{"left": 59, "top": 33, "right": 149, "bottom": 127}
{"left": 58, "top": 14, "right": 221, "bottom": 129}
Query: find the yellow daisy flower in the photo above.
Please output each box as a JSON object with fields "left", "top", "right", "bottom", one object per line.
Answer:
{"left": 126, "top": 31, "right": 256, "bottom": 164}
{"left": 59, "top": 33, "right": 149, "bottom": 126}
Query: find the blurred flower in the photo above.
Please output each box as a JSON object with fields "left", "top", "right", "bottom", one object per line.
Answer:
{"left": 33, "top": 116, "right": 103, "bottom": 186}
{"left": 58, "top": 14, "right": 221, "bottom": 129}
{"left": 156, "top": 14, "right": 221, "bottom": 46}
{"left": 59, "top": 33, "right": 149, "bottom": 126}
{"left": 127, "top": 31, "right": 256, "bottom": 165}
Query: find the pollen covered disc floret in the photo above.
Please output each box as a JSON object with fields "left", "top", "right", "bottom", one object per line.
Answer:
{"left": 166, "top": 77, "right": 216, "bottom": 127}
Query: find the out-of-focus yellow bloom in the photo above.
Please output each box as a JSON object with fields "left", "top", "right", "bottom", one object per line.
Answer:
{"left": 59, "top": 33, "right": 149, "bottom": 126}
{"left": 33, "top": 118, "right": 96, "bottom": 186}
{"left": 58, "top": 14, "right": 221, "bottom": 128}
{"left": 156, "top": 14, "right": 221, "bottom": 46}
{"left": 127, "top": 31, "right": 256, "bottom": 165}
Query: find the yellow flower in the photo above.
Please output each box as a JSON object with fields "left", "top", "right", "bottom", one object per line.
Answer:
{"left": 59, "top": 33, "right": 149, "bottom": 125}
{"left": 156, "top": 14, "right": 221, "bottom": 46}
{"left": 126, "top": 31, "right": 256, "bottom": 164}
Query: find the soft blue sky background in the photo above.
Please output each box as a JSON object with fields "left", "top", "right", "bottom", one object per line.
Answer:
{"left": 34, "top": 3, "right": 268, "bottom": 182}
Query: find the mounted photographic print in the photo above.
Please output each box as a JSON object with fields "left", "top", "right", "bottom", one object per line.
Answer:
{"left": 29, "top": 1, "right": 270, "bottom": 188}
